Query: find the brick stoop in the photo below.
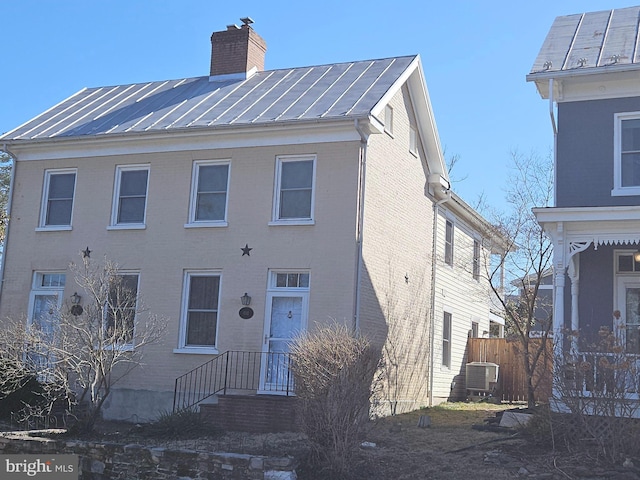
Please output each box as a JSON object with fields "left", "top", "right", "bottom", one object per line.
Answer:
{"left": 200, "top": 395, "right": 299, "bottom": 433}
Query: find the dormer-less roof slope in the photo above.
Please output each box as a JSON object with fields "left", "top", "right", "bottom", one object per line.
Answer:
{"left": 527, "top": 6, "right": 640, "bottom": 80}
{"left": 1, "top": 56, "right": 416, "bottom": 141}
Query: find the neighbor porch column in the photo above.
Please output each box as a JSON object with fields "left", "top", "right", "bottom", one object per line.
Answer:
{"left": 568, "top": 254, "right": 580, "bottom": 353}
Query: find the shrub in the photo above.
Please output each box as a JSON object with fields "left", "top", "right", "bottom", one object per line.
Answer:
{"left": 141, "top": 409, "right": 215, "bottom": 439}
{"left": 290, "top": 323, "right": 382, "bottom": 478}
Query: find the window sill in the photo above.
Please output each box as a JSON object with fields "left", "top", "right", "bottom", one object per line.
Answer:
{"left": 35, "top": 226, "right": 73, "bottom": 232}
{"left": 268, "top": 219, "right": 315, "bottom": 226}
{"left": 612, "top": 186, "right": 640, "bottom": 196}
{"left": 107, "top": 224, "right": 147, "bottom": 231}
{"left": 184, "top": 221, "right": 228, "bottom": 229}
{"left": 173, "top": 347, "right": 219, "bottom": 355}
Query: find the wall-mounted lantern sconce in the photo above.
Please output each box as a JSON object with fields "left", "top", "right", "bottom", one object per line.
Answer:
{"left": 634, "top": 251, "right": 640, "bottom": 263}
{"left": 70, "top": 292, "right": 83, "bottom": 316}
{"left": 241, "top": 293, "right": 251, "bottom": 306}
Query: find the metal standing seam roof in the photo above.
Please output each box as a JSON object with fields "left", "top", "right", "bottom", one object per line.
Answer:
{"left": 529, "top": 6, "right": 640, "bottom": 76}
{"left": 1, "top": 56, "right": 417, "bottom": 141}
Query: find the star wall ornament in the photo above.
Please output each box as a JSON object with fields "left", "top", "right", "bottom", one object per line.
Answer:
{"left": 241, "top": 244, "right": 253, "bottom": 256}
{"left": 82, "top": 246, "right": 92, "bottom": 258}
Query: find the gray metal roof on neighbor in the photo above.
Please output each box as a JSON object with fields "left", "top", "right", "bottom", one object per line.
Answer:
{"left": 529, "top": 6, "right": 640, "bottom": 76}
{"left": 2, "top": 56, "right": 416, "bottom": 141}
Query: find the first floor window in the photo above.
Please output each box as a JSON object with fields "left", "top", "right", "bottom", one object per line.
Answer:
{"left": 112, "top": 165, "right": 149, "bottom": 226}
{"left": 41, "top": 169, "right": 76, "bottom": 228}
{"left": 273, "top": 155, "right": 315, "bottom": 222}
{"left": 442, "top": 312, "right": 452, "bottom": 368}
{"left": 105, "top": 273, "right": 139, "bottom": 346}
{"left": 181, "top": 272, "right": 221, "bottom": 348}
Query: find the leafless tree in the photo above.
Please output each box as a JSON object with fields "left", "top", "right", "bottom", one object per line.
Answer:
{"left": 0, "top": 254, "right": 167, "bottom": 431}
{"left": 486, "top": 150, "right": 554, "bottom": 408}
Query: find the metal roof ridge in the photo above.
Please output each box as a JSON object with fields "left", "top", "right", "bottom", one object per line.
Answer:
{"left": 320, "top": 61, "right": 375, "bottom": 118}
{"left": 596, "top": 10, "right": 614, "bottom": 67}
{"left": 296, "top": 63, "right": 355, "bottom": 119}
{"left": 273, "top": 66, "right": 331, "bottom": 122}
{"left": 228, "top": 70, "right": 293, "bottom": 124}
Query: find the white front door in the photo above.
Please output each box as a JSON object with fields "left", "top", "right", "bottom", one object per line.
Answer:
{"left": 260, "top": 272, "right": 309, "bottom": 393}
{"left": 28, "top": 294, "right": 62, "bottom": 373}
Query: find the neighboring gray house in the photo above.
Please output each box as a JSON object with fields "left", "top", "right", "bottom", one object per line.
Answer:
{"left": 528, "top": 6, "right": 640, "bottom": 407}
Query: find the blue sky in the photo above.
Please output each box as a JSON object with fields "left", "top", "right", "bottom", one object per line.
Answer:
{"left": 1, "top": 0, "right": 634, "bottom": 211}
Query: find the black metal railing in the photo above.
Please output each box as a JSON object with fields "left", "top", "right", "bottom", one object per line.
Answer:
{"left": 173, "top": 351, "right": 294, "bottom": 412}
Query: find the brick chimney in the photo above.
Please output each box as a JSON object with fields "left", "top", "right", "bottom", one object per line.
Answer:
{"left": 210, "top": 17, "right": 267, "bottom": 78}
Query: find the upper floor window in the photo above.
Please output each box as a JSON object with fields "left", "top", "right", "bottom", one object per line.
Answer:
{"left": 473, "top": 239, "right": 481, "bottom": 280}
{"left": 111, "top": 165, "right": 149, "bottom": 228}
{"left": 39, "top": 169, "right": 76, "bottom": 229}
{"left": 272, "top": 155, "right": 315, "bottom": 225}
{"left": 613, "top": 113, "right": 640, "bottom": 196}
{"left": 187, "top": 160, "right": 230, "bottom": 226}
{"left": 445, "top": 220, "right": 454, "bottom": 266}
{"left": 385, "top": 105, "right": 394, "bottom": 136}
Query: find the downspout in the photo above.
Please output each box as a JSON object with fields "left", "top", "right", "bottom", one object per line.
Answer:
{"left": 428, "top": 185, "right": 451, "bottom": 406}
{"left": 0, "top": 144, "right": 17, "bottom": 301}
{"left": 353, "top": 119, "right": 369, "bottom": 332}
{"left": 549, "top": 78, "right": 558, "bottom": 205}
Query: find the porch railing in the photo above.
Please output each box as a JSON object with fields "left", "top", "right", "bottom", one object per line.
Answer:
{"left": 572, "top": 352, "right": 640, "bottom": 398}
{"left": 173, "top": 351, "right": 294, "bottom": 412}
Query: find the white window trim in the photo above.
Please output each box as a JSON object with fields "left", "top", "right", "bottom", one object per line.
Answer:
{"left": 37, "top": 168, "right": 77, "bottom": 231}
{"left": 174, "top": 270, "right": 222, "bottom": 355}
{"left": 472, "top": 238, "right": 481, "bottom": 281}
{"left": 109, "top": 164, "right": 150, "bottom": 229}
{"left": 270, "top": 154, "right": 316, "bottom": 226}
{"left": 185, "top": 159, "right": 230, "bottom": 228}
{"left": 612, "top": 112, "right": 640, "bottom": 196}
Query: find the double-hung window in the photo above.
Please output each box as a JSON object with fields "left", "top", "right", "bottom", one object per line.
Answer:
{"left": 442, "top": 311, "right": 452, "bottom": 368}
{"left": 445, "top": 220, "right": 454, "bottom": 266}
{"left": 613, "top": 112, "right": 640, "bottom": 195}
{"left": 187, "top": 160, "right": 230, "bottom": 226}
{"left": 104, "top": 273, "right": 139, "bottom": 348}
{"left": 272, "top": 155, "right": 316, "bottom": 224}
{"left": 473, "top": 239, "right": 481, "bottom": 280}
{"left": 39, "top": 169, "right": 76, "bottom": 229}
{"left": 176, "top": 272, "right": 221, "bottom": 353}
{"left": 111, "top": 165, "right": 149, "bottom": 228}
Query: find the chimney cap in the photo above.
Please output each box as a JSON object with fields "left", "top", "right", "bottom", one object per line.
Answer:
{"left": 226, "top": 24, "right": 240, "bottom": 30}
{"left": 240, "top": 17, "right": 254, "bottom": 26}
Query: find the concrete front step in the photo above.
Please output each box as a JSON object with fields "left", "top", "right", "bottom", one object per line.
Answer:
{"left": 200, "top": 394, "right": 298, "bottom": 433}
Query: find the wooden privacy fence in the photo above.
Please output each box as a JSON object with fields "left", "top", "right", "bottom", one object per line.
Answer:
{"left": 466, "top": 337, "right": 553, "bottom": 403}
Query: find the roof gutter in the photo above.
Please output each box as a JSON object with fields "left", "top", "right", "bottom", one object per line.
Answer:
{"left": 0, "top": 144, "right": 17, "bottom": 301}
